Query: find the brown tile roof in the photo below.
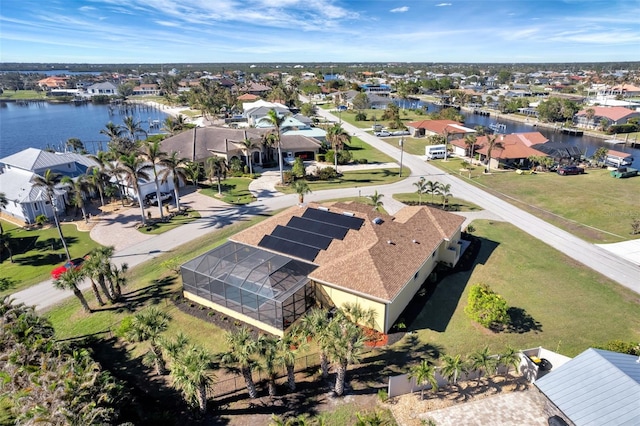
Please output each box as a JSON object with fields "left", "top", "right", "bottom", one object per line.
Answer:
{"left": 576, "top": 106, "right": 638, "bottom": 122}
{"left": 474, "top": 132, "right": 548, "bottom": 159}
{"left": 231, "top": 202, "right": 464, "bottom": 302}
{"left": 406, "top": 119, "right": 470, "bottom": 136}
{"left": 237, "top": 93, "right": 260, "bottom": 101}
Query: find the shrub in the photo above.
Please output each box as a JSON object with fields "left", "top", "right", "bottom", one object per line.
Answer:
{"left": 283, "top": 171, "right": 294, "bottom": 184}
{"left": 315, "top": 166, "right": 338, "bottom": 181}
{"left": 355, "top": 112, "right": 367, "bottom": 121}
{"left": 315, "top": 153, "right": 325, "bottom": 162}
{"left": 325, "top": 149, "right": 335, "bottom": 163}
{"left": 358, "top": 158, "right": 368, "bottom": 164}
{"left": 337, "top": 150, "right": 352, "bottom": 165}
{"left": 377, "top": 389, "right": 389, "bottom": 402}
{"left": 291, "top": 157, "right": 306, "bottom": 178}
{"left": 115, "top": 316, "right": 133, "bottom": 338}
{"left": 464, "top": 283, "right": 509, "bottom": 330}
{"left": 596, "top": 340, "right": 640, "bottom": 355}
{"left": 35, "top": 214, "right": 49, "bottom": 226}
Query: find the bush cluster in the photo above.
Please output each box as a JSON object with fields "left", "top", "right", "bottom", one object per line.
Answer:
{"left": 464, "top": 283, "right": 509, "bottom": 330}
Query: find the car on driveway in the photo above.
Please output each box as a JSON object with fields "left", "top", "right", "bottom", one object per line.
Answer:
{"left": 374, "top": 130, "right": 391, "bottom": 137}
{"left": 557, "top": 165, "right": 585, "bottom": 175}
{"left": 51, "top": 257, "right": 87, "bottom": 279}
{"left": 146, "top": 192, "right": 173, "bottom": 205}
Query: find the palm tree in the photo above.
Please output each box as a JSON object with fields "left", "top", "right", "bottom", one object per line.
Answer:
{"left": 439, "top": 183, "right": 452, "bottom": 209}
{"left": 162, "top": 114, "right": 188, "bottom": 136}
{"left": 220, "top": 326, "right": 259, "bottom": 399}
{"left": 326, "top": 123, "right": 351, "bottom": 172}
{"left": 53, "top": 268, "right": 91, "bottom": 313}
{"left": 239, "top": 135, "right": 259, "bottom": 176}
{"left": 279, "top": 326, "right": 307, "bottom": 392}
{"left": 464, "top": 134, "right": 477, "bottom": 161}
{"left": 158, "top": 151, "right": 189, "bottom": 210}
{"left": 139, "top": 140, "right": 167, "bottom": 218}
{"left": 327, "top": 319, "right": 365, "bottom": 396}
{"left": 32, "top": 169, "right": 71, "bottom": 261}
{"left": 170, "top": 343, "right": 216, "bottom": 414}
{"left": 108, "top": 262, "right": 128, "bottom": 299}
{"left": 65, "top": 137, "right": 85, "bottom": 153}
{"left": 408, "top": 359, "right": 438, "bottom": 400}
{"left": 413, "top": 177, "right": 427, "bottom": 206}
{"left": 300, "top": 308, "right": 332, "bottom": 379}
{"left": 126, "top": 307, "right": 172, "bottom": 375}
{"left": 100, "top": 122, "right": 123, "bottom": 142}
{"left": 185, "top": 161, "right": 201, "bottom": 187}
{"left": 61, "top": 175, "right": 91, "bottom": 223}
{"left": 84, "top": 246, "right": 117, "bottom": 303}
{"left": 341, "top": 302, "right": 376, "bottom": 330}
{"left": 122, "top": 116, "right": 147, "bottom": 141}
{"left": 500, "top": 346, "right": 521, "bottom": 379}
{"left": 593, "top": 147, "right": 609, "bottom": 165}
{"left": 368, "top": 190, "right": 384, "bottom": 212}
{"left": 484, "top": 134, "right": 504, "bottom": 173}
{"left": 293, "top": 180, "right": 311, "bottom": 204}
{"left": 440, "top": 354, "right": 466, "bottom": 388}
{"left": 425, "top": 180, "right": 441, "bottom": 205}
{"left": 206, "top": 155, "right": 227, "bottom": 195}
{"left": 258, "top": 334, "right": 281, "bottom": 397}
{"left": 265, "top": 109, "right": 285, "bottom": 184}
{"left": 0, "top": 191, "right": 7, "bottom": 237}
{"left": 469, "top": 346, "right": 496, "bottom": 387}
{"left": 85, "top": 166, "right": 107, "bottom": 207}
{"left": 113, "top": 154, "right": 151, "bottom": 225}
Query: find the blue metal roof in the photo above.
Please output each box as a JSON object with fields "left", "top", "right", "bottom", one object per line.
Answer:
{"left": 535, "top": 348, "right": 640, "bottom": 425}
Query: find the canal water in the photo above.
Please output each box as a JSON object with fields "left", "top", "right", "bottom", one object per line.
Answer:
{"left": 395, "top": 99, "right": 640, "bottom": 168}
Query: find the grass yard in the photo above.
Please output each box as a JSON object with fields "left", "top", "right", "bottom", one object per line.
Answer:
{"left": 432, "top": 159, "right": 640, "bottom": 243}
{"left": 393, "top": 193, "right": 483, "bottom": 212}
{"left": 346, "top": 137, "right": 396, "bottom": 163}
{"left": 380, "top": 136, "right": 435, "bottom": 156}
{"left": 320, "top": 107, "right": 429, "bottom": 130}
{"left": 0, "top": 90, "right": 48, "bottom": 100}
{"left": 0, "top": 220, "right": 102, "bottom": 296}
{"left": 278, "top": 167, "right": 409, "bottom": 193}
{"left": 199, "top": 177, "right": 256, "bottom": 204}
{"left": 138, "top": 210, "right": 201, "bottom": 235}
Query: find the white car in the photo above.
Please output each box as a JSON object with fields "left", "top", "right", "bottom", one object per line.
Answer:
{"left": 374, "top": 130, "right": 391, "bottom": 137}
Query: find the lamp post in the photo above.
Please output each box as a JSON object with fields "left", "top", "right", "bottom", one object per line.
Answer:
{"left": 399, "top": 137, "right": 404, "bottom": 177}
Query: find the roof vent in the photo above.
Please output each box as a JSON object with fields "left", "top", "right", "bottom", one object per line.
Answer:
{"left": 318, "top": 206, "right": 329, "bottom": 211}
{"left": 412, "top": 239, "right": 419, "bottom": 244}
{"left": 342, "top": 211, "right": 355, "bottom": 217}
{"left": 387, "top": 240, "right": 394, "bottom": 245}
{"left": 372, "top": 217, "right": 384, "bottom": 225}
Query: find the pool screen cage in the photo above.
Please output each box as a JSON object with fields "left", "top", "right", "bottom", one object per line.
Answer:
{"left": 181, "top": 242, "right": 317, "bottom": 331}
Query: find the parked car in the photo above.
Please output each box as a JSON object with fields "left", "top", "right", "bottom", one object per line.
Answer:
{"left": 391, "top": 130, "right": 410, "bottom": 136}
{"left": 51, "top": 257, "right": 87, "bottom": 279}
{"left": 374, "top": 130, "right": 391, "bottom": 137}
{"left": 557, "top": 165, "right": 585, "bottom": 175}
{"left": 146, "top": 192, "right": 173, "bottom": 205}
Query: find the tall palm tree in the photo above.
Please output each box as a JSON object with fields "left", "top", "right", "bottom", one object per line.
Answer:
{"left": 32, "top": 169, "right": 71, "bottom": 261}
{"left": 293, "top": 180, "right": 311, "bottom": 204}
{"left": 327, "top": 319, "right": 365, "bottom": 396}
{"left": 408, "top": 359, "right": 438, "bottom": 400}
{"left": 265, "top": 108, "right": 285, "bottom": 184}
{"left": 258, "top": 334, "right": 281, "bottom": 397}
{"left": 100, "top": 122, "right": 123, "bottom": 143}
{"left": 85, "top": 166, "right": 107, "bottom": 207}
{"left": 65, "top": 138, "right": 85, "bottom": 153}
{"left": 126, "top": 307, "right": 172, "bottom": 375}
{"left": 113, "top": 154, "right": 151, "bottom": 225}
{"left": 368, "top": 190, "right": 384, "bottom": 212}
{"left": 206, "top": 155, "right": 227, "bottom": 195}
{"left": 279, "top": 325, "right": 307, "bottom": 392}
{"left": 158, "top": 151, "right": 189, "bottom": 211}
{"left": 499, "top": 346, "right": 521, "bottom": 379}
{"left": 300, "top": 308, "right": 332, "bottom": 379}
{"left": 439, "top": 183, "right": 452, "bottom": 209}
{"left": 185, "top": 161, "right": 201, "bottom": 188}
{"left": 162, "top": 114, "right": 188, "bottom": 136}
{"left": 220, "top": 326, "right": 259, "bottom": 399}
{"left": 239, "top": 135, "right": 259, "bottom": 176}
{"left": 464, "top": 134, "right": 477, "bottom": 161}
{"left": 484, "top": 134, "right": 504, "bottom": 172}
{"left": 440, "top": 354, "right": 466, "bottom": 388}
{"left": 108, "top": 262, "right": 128, "bottom": 299}
{"left": 84, "top": 246, "right": 116, "bottom": 303}
{"left": 170, "top": 343, "right": 216, "bottom": 414}
{"left": 326, "top": 123, "right": 351, "bottom": 172}
{"left": 122, "top": 116, "right": 147, "bottom": 141}
{"left": 426, "top": 180, "right": 441, "bottom": 205}
{"left": 61, "top": 175, "right": 91, "bottom": 223}
{"left": 139, "top": 140, "right": 167, "bottom": 218}
{"left": 413, "top": 177, "right": 427, "bottom": 206}
{"left": 53, "top": 268, "right": 91, "bottom": 313}
{"left": 469, "top": 346, "right": 496, "bottom": 387}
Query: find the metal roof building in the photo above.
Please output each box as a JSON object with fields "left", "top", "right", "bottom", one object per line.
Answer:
{"left": 535, "top": 348, "right": 640, "bottom": 426}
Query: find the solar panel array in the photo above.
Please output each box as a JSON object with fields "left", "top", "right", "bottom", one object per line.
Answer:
{"left": 258, "top": 207, "right": 365, "bottom": 262}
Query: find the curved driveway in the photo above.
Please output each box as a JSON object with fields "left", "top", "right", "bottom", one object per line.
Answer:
{"left": 11, "top": 107, "right": 640, "bottom": 311}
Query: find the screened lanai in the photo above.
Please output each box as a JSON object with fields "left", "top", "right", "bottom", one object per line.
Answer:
{"left": 181, "top": 241, "right": 317, "bottom": 333}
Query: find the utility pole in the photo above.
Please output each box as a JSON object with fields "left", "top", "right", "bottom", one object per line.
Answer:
{"left": 399, "top": 137, "right": 404, "bottom": 177}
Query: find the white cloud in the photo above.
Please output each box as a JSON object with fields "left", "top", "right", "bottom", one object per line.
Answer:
{"left": 436, "top": 3, "right": 452, "bottom": 6}
{"left": 155, "top": 20, "right": 181, "bottom": 27}
{"left": 390, "top": 6, "right": 409, "bottom": 13}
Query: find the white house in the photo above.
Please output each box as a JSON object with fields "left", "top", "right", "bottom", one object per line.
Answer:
{"left": 86, "top": 82, "right": 118, "bottom": 96}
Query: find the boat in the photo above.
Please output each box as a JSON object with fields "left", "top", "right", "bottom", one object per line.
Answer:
{"left": 560, "top": 127, "right": 583, "bottom": 136}
{"left": 605, "top": 150, "right": 634, "bottom": 167}
{"left": 489, "top": 123, "right": 507, "bottom": 133}
{"left": 604, "top": 138, "right": 626, "bottom": 145}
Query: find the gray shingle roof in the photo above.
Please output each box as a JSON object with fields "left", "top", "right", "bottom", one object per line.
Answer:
{"left": 535, "top": 348, "right": 640, "bottom": 426}
{"left": 1, "top": 148, "right": 97, "bottom": 172}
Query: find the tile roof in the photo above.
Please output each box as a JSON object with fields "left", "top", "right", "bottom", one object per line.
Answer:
{"left": 231, "top": 202, "right": 464, "bottom": 302}
{"left": 474, "top": 133, "right": 548, "bottom": 160}
{"left": 535, "top": 348, "right": 640, "bottom": 426}
{"left": 406, "top": 119, "right": 474, "bottom": 135}
{"left": 576, "top": 106, "right": 638, "bottom": 121}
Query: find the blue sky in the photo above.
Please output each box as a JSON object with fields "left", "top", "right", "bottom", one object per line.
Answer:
{"left": 1, "top": 0, "right": 639, "bottom": 64}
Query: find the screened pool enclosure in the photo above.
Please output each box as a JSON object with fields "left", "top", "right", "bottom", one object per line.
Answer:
{"left": 181, "top": 242, "right": 317, "bottom": 332}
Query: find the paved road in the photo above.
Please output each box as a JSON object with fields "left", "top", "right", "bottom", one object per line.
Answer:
{"left": 11, "top": 107, "right": 640, "bottom": 311}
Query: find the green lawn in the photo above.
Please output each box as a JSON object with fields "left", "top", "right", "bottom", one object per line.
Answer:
{"left": 1, "top": 220, "right": 102, "bottom": 296}
{"left": 393, "top": 193, "right": 483, "bottom": 212}
{"left": 138, "top": 210, "right": 201, "bottom": 235}
{"left": 0, "top": 90, "right": 48, "bottom": 100}
{"left": 279, "top": 168, "right": 409, "bottom": 193}
{"left": 346, "top": 137, "right": 396, "bottom": 163}
{"left": 199, "top": 177, "right": 256, "bottom": 204}
{"left": 432, "top": 159, "right": 640, "bottom": 243}
{"left": 324, "top": 108, "right": 429, "bottom": 130}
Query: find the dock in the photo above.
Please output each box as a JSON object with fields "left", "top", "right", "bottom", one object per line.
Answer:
{"left": 560, "top": 127, "right": 583, "bottom": 136}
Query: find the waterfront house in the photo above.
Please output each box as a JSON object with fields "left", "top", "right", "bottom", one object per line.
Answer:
{"left": 180, "top": 201, "right": 466, "bottom": 336}
{"left": 406, "top": 119, "right": 476, "bottom": 140}
{"left": 37, "top": 76, "right": 69, "bottom": 90}
{"left": 574, "top": 106, "right": 640, "bottom": 129}
{"left": 86, "top": 82, "right": 118, "bottom": 96}
{"left": 472, "top": 132, "right": 549, "bottom": 170}
{"left": 0, "top": 148, "right": 97, "bottom": 225}
{"left": 132, "top": 84, "right": 161, "bottom": 96}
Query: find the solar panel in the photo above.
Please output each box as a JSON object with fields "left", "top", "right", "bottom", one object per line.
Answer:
{"left": 258, "top": 235, "right": 320, "bottom": 262}
{"left": 303, "top": 208, "right": 364, "bottom": 230}
{"left": 271, "top": 225, "right": 333, "bottom": 250}
{"left": 287, "top": 216, "right": 349, "bottom": 240}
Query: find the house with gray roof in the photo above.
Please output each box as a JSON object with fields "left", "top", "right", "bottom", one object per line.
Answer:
{"left": 535, "top": 348, "right": 640, "bottom": 426}
{"left": 0, "top": 148, "right": 98, "bottom": 224}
